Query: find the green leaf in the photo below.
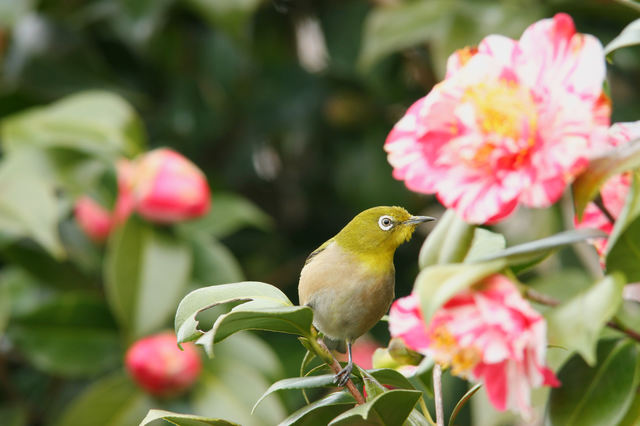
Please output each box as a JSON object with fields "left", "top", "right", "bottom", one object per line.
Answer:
{"left": 1, "top": 90, "right": 146, "bottom": 158}
{"left": 548, "top": 339, "right": 640, "bottom": 426}
{"left": 572, "top": 139, "right": 640, "bottom": 219}
{"left": 280, "top": 392, "right": 355, "bottom": 426}
{"left": 8, "top": 293, "right": 121, "bottom": 377}
{"left": 140, "top": 409, "right": 240, "bottom": 426}
{"left": 419, "top": 209, "right": 476, "bottom": 268}
{"left": 178, "top": 192, "right": 273, "bottom": 239}
{"left": 175, "top": 281, "right": 297, "bottom": 343}
{"left": 544, "top": 274, "right": 625, "bottom": 365}
{"left": 358, "top": 0, "right": 453, "bottom": 69}
{"left": 190, "top": 237, "right": 245, "bottom": 285}
{"left": 104, "top": 217, "right": 192, "bottom": 339}
{"left": 463, "top": 228, "right": 506, "bottom": 263}
{"left": 358, "top": 367, "right": 387, "bottom": 401}
{"left": 476, "top": 229, "right": 606, "bottom": 272}
{"left": 604, "top": 18, "right": 640, "bottom": 58}
{"left": 618, "top": 388, "right": 640, "bottom": 426}
{"left": 56, "top": 372, "right": 153, "bottom": 426}
{"left": 192, "top": 356, "right": 286, "bottom": 426}
{"left": 449, "top": 383, "right": 482, "bottom": 426}
{"left": 328, "top": 389, "right": 422, "bottom": 425}
{"left": 0, "top": 151, "right": 65, "bottom": 258}
{"left": 185, "top": 0, "right": 262, "bottom": 43}
{"left": 606, "top": 175, "right": 640, "bottom": 281}
{"left": 416, "top": 260, "right": 506, "bottom": 323}
{"left": 252, "top": 374, "right": 336, "bottom": 413}
{"left": 0, "top": 277, "right": 9, "bottom": 337}
{"left": 366, "top": 368, "right": 417, "bottom": 391}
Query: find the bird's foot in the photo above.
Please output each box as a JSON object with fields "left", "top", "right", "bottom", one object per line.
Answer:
{"left": 333, "top": 362, "right": 353, "bottom": 387}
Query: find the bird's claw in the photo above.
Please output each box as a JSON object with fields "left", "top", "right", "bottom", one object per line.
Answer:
{"left": 333, "top": 363, "right": 353, "bottom": 387}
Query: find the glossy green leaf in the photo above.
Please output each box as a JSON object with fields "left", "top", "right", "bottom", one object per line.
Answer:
{"left": 548, "top": 339, "right": 640, "bottom": 426}
{"left": 0, "top": 151, "right": 65, "bottom": 258}
{"left": 328, "top": 389, "right": 422, "bottom": 425}
{"left": 463, "top": 228, "right": 506, "bottom": 263}
{"left": 618, "top": 389, "right": 640, "bottom": 426}
{"left": 280, "top": 392, "right": 355, "bottom": 426}
{"left": 416, "top": 260, "right": 506, "bottom": 323}
{"left": 606, "top": 175, "right": 640, "bottom": 281}
{"left": 178, "top": 192, "right": 273, "bottom": 239}
{"left": 366, "top": 368, "right": 417, "bottom": 391}
{"left": 358, "top": 0, "right": 453, "bottom": 69}
{"left": 545, "top": 274, "right": 625, "bottom": 365}
{"left": 140, "top": 409, "right": 240, "bottom": 426}
{"left": 476, "top": 229, "right": 606, "bottom": 272}
{"left": 419, "top": 209, "right": 475, "bottom": 268}
{"left": 105, "top": 217, "right": 192, "bottom": 339}
{"left": 253, "top": 374, "right": 336, "bottom": 413}
{"left": 192, "top": 356, "right": 286, "bottom": 426}
{"left": 56, "top": 372, "right": 153, "bottom": 426}
{"left": 573, "top": 139, "right": 640, "bottom": 219}
{"left": 1, "top": 90, "right": 145, "bottom": 158}
{"left": 175, "top": 280, "right": 298, "bottom": 343}
{"left": 358, "top": 367, "right": 387, "bottom": 401}
{"left": 604, "top": 18, "right": 640, "bottom": 58}
{"left": 9, "top": 293, "right": 121, "bottom": 377}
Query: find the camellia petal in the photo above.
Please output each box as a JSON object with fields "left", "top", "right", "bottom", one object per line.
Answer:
{"left": 386, "top": 13, "right": 610, "bottom": 224}
{"left": 575, "top": 121, "right": 640, "bottom": 257}
{"left": 389, "top": 275, "right": 559, "bottom": 417}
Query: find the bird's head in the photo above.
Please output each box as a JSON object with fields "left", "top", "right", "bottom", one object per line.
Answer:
{"left": 335, "top": 206, "right": 435, "bottom": 256}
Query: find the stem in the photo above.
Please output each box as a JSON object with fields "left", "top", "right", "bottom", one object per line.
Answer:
{"left": 594, "top": 195, "right": 616, "bottom": 224}
{"left": 433, "top": 364, "right": 444, "bottom": 426}
{"left": 524, "top": 288, "right": 640, "bottom": 344}
{"left": 309, "top": 337, "right": 365, "bottom": 405}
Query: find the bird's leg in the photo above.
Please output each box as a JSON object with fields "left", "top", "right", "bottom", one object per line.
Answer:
{"left": 333, "top": 341, "right": 353, "bottom": 387}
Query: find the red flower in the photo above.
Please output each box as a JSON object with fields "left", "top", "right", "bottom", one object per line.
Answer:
{"left": 125, "top": 331, "right": 202, "bottom": 397}
{"left": 133, "top": 148, "right": 210, "bottom": 223}
{"left": 74, "top": 196, "right": 113, "bottom": 242}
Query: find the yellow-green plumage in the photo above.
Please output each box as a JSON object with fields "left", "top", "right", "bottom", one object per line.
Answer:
{"left": 298, "top": 206, "right": 434, "bottom": 386}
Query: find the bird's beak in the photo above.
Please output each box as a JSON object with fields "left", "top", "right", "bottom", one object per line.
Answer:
{"left": 403, "top": 215, "right": 436, "bottom": 225}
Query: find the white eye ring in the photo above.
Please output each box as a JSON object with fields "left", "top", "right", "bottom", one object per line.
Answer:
{"left": 378, "top": 215, "right": 394, "bottom": 231}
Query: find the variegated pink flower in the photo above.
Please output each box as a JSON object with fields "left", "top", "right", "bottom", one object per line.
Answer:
{"left": 575, "top": 121, "right": 640, "bottom": 257}
{"left": 133, "top": 148, "right": 211, "bottom": 223}
{"left": 389, "top": 275, "right": 559, "bottom": 417}
{"left": 385, "top": 13, "right": 610, "bottom": 224}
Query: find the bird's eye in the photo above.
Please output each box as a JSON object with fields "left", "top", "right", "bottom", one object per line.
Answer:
{"left": 378, "top": 215, "right": 394, "bottom": 231}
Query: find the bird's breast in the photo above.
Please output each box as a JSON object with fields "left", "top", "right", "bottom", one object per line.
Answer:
{"left": 298, "top": 241, "right": 395, "bottom": 341}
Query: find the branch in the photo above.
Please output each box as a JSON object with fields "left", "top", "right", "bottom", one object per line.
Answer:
{"left": 593, "top": 194, "right": 616, "bottom": 224}
{"left": 524, "top": 288, "right": 640, "bottom": 344}
{"left": 311, "top": 338, "right": 366, "bottom": 405}
{"left": 433, "top": 364, "right": 444, "bottom": 426}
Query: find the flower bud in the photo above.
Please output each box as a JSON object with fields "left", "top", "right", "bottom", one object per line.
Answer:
{"left": 74, "top": 196, "right": 112, "bottom": 242}
{"left": 133, "top": 148, "right": 210, "bottom": 223}
{"left": 125, "top": 332, "right": 202, "bottom": 397}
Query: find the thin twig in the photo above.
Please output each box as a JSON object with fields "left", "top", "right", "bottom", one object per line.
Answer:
{"left": 314, "top": 338, "right": 366, "bottom": 405}
{"left": 524, "top": 288, "right": 640, "bottom": 344}
{"left": 593, "top": 195, "right": 616, "bottom": 224}
{"left": 433, "top": 364, "right": 444, "bottom": 426}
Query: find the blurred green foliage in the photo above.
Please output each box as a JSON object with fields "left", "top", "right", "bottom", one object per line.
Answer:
{"left": 1, "top": 0, "right": 640, "bottom": 425}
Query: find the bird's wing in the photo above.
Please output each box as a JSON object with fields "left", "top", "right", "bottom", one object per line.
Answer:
{"left": 304, "top": 238, "right": 333, "bottom": 265}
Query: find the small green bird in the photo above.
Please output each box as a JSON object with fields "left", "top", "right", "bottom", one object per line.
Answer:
{"left": 298, "top": 206, "right": 435, "bottom": 386}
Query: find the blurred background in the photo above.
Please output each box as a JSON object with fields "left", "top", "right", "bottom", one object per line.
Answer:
{"left": 1, "top": 0, "right": 639, "bottom": 425}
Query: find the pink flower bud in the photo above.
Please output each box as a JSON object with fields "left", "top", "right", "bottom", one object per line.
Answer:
{"left": 133, "top": 148, "right": 211, "bottom": 223}
{"left": 125, "top": 332, "right": 202, "bottom": 397}
{"left": 74, "top": 196, "right": 113, "bottom": 242}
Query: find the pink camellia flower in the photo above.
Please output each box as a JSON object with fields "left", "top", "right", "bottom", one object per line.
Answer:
{"left": 389, "top": 275, "right": 559, "bottom": 417}
{"left": 133, "top": 148, "right": 211, "bottom": 223}
{"left": 385, "top": 13, "right": 610, "bottom": 224}
{"left": 74, "top": 196, "right": 113, "bottom": 242}
{"left": 125, "top": 331, "right": 202, "bottom": 397}
{"left": 575, "top": 121, "right": 640, "bottom": 257}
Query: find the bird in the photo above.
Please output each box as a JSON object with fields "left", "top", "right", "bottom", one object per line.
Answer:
{"left": 298, "top": 206, "right": 435, "bottom": 386}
